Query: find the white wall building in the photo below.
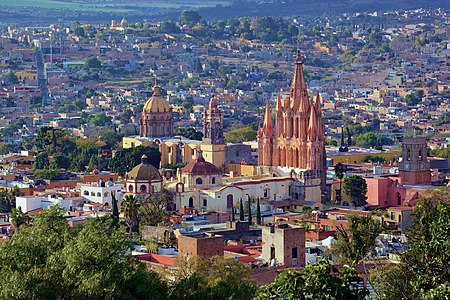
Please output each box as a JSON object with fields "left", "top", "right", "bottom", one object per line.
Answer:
{"left": 79, "top": 181, "right": 124, "bottom": 206}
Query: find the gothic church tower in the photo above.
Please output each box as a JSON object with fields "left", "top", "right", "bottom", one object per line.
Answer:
{"left": 257, "top": 51, "right": 326, "bottom": 185}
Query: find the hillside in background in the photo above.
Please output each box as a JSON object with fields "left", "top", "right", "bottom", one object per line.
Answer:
{"left": 0, "top": 0, "right": 448, "bottom": 25}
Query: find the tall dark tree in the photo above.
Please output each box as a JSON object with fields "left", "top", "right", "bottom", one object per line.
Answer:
{"left": 231, "top": 206, "right": 235, "bottom": 222}
{"left": 247, "top": 196, "right": 252, "bottom": 224}
{"left": 111, "top": 192, "right": 119, "bottom": 228}
{"left": 334, "top": 162, "right": 347, "bottom": 203}
{"left": 239, "top": 198, "right": 244, "bottom": 221}
{"left": 256, "top": 198, "right": 261, "bottom": 225}
{"left": 343, "top": 175, "right": 367, "bottom": 207}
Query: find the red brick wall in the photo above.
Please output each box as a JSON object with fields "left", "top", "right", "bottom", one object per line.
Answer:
{"left": 178, "top": 234, "right": 224, "bottom": 260}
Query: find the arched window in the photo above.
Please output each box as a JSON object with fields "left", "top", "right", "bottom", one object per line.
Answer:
{"left": 83, "top": 191, "right": 89, "bottom": 196}
{"left": 407, "top": 149, "right": 411, "bottom": 161}
{"left": 397, "top": 192, "right": 402, "bottom": 206}
{"left": 226, "top": 194, "right": 233, "bottom": 208}
{"left": 128, "top": 185, "right": 134, "bottom": 193}
{"left": 104, "top": 192, "right": 110, "bottom": 197}
{"left": 211, "top": 177, "right": 216, "bottom": 184}
{"left": 196, "top": 178, "right": 203, "bottom": 185}
{"left": 140, "top": 185, "right": 147, "bottom": 193}
{"left": 104, "top": 202, "right": 109, "bottom": 207}
{"left": 264, "top": 188, "right": 270, "bottom": 199}
{"left": 97, "top": 192, "right": 101, "bottom": 197}
{"left": 90, "top": 192, "right": 95, "bottom": 196}
{"left": 189, "top": 197, "right": 194, "bottom": 208}
{"left": 418, "top": 150, "right": 422, "bottom": 161}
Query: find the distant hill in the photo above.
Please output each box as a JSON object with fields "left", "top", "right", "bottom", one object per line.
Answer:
{"left": 198, "top": 0, "right": 450, "bottom": 20}
{"left": 0, "top": 0, "right": 448, "bottom": 25}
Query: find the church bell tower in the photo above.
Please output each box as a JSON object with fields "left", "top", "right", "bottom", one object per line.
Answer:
{"left": 201, "top": 95, "right": 226, "bottom": 170}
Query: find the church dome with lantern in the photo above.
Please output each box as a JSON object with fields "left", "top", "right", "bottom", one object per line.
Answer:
{"left": 180, "top": 150, "right": 222, "bottom": 189}
{"left": 125, "top": 155, "right": 162, "bottom": 195}
{"left": 139, "top": 83, "right": 173, "bottom": 138}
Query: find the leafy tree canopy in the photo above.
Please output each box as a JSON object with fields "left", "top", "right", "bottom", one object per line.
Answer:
{"left": 109, "top": 145, "right": 161, "bottom": 176}
{"left": 256, "top": 260, "right": 368, "bottom": 300}
{"left": 343, "top": 175, "right": 368, "bottom": 207}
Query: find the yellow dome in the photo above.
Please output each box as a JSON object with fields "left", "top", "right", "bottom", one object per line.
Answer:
{"left": 142, "top": 86, "right": 170, "bottom": 113}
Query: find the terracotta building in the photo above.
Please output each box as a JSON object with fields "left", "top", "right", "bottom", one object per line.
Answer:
{"left": 177, "top": 232, "right": 224, "bottom": 260}
{"left": 258, "top": 51, "right": 326, "bottom": 186}
{"left": 139, "top": 84, "right": 174, "bottom": 138}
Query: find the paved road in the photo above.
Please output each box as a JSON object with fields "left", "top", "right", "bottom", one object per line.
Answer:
{"left": 35, "top": 50, "right": 49, "bottom": 106}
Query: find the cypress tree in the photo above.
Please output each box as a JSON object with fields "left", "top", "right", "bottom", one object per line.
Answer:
{"left": 231, "top": 206, "right": 235, "bottom": 222}
{"left": 256, "top": 198, "right": 261, "bottom": 225}
{"left": 239, "top": 198, "right": 244, "bottom": 221}
{"left": 111, "top": 192, "right": 119, "bottom": 228}
{"left": 247, "top": 196, "right": 252, "bottom": 224}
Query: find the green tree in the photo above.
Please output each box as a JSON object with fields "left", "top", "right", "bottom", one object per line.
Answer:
{"left": 0, "top": 206, "right": 167, "bottom": 299}
{"left": 239, "top": 198, "right": 244, "bottom": 221}
{"left": 371, "top": 190, "right": 450, "bottom": 299}
{"left": 256, "top": 198, "right": 261, "bottom": 225}
{"left": 331, "top": 212, "right": 382, "bottom": 264}
{"left": 334, "top": 162, "right": 347, "bottom": 203}
{"left": 109, "top": 145, "right": 161, "bottom": 176}
{"left": 111, "top": 192, "right": 119, "bottom": 228}
{"left": 6, "top": 71, "right": 19, "bottom": 84}
{"left": 33, "top": 169, "right": 63, "bottom": 180}
{"left": 52, "top": 154, "right": 71, "bottom": 169}
{"left": 34, "top": 152, "right": 49, "bottom": 170}
{"left": 170, "top": 256, "right": 256, "bottom": 300}
{"left": 256, "top": 260, "right": 368, "bottom": 300}
{"left": 343, "top": 175, "right": 367, "bottom": 207}
{"left": 224, "top": 127, "right": 257, "bottom": 143}
{"left": 179, "top": 10, "right": 202, "bottom": 27}
{"left": 139, "top": 191, "right": 173, "bottom": 227}
{"left": 120, "top": 194, "right": 140, "bottom": 239}
{"left": 85, "top": 56, "right": 101, "bottom": 68}
{"left": 73, "top": 26, "right": 85, "bottom": 37}
{"left": 247, "top": 196, "right": 252, "bottom": 224}
{"left": 10, "top": 207, "right": 27, "bottom": 229}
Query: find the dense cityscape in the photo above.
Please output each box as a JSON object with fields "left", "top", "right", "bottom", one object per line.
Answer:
{"left": 0, "top": 1, "right": 450, "bottom": 299}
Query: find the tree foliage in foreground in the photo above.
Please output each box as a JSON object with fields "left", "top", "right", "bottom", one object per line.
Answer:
{"left": 170, "top": 256, "right": 257, "bottom": 300}
{"left": 255, "top": 260, "right": 368, "bottom": 300}
{"left": 371, "top": 190, "right": 450, "bottom": 299}
{"left": 0, "top": 206, "right": 167, "bottom": 300}
{"left": 331, "top": 212, "right": 382, "bottom": 264}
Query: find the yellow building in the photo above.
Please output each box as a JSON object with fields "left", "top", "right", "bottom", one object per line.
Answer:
{"left": 15, "top": 70, "right": 38, "bottom": 82}
{"left": 327, "top": 151, "right": 396, "bottom": 165}
{"left": 122, "top": 136, "right": 201, "bottom": 167}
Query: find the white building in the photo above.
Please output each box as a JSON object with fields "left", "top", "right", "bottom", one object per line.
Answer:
{"left": 16, "top": 195, "right": 84, "bottom": 213}
{"left": 79, "top": 180, "right": 124, "bottom": 206}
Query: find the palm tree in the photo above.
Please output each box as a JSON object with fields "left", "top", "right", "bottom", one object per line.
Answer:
{"left": 120, "top": 194, "right": 140, "bottom": 239}
{"left": 334, "top": 162, "right": 347, "bottom": 203}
